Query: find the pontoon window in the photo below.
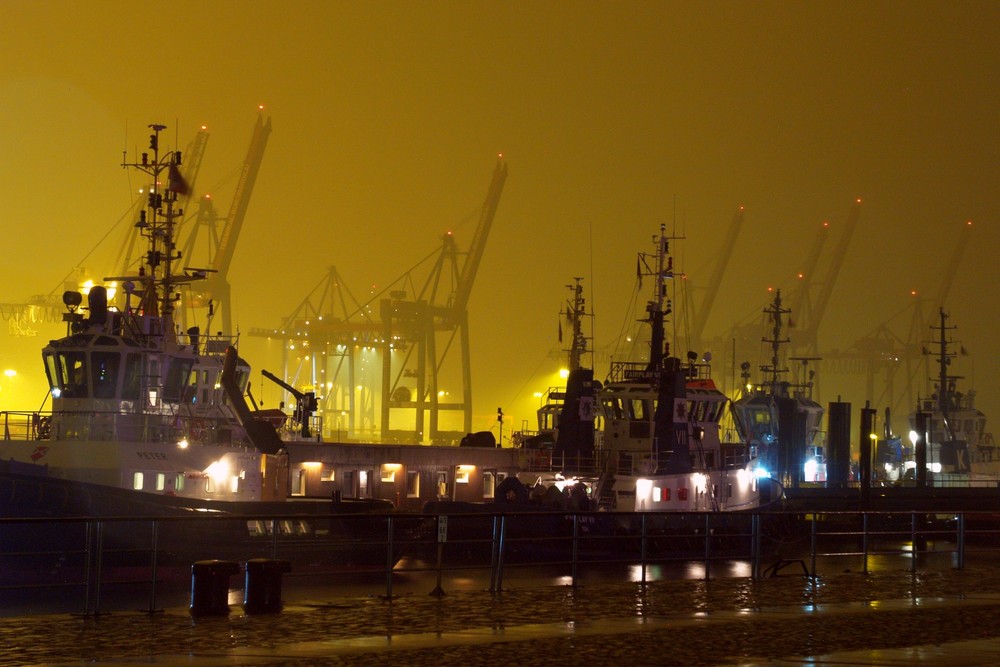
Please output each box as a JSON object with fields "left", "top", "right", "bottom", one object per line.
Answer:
{"left": 92, "top": 352, "right": 121, "bottom": 399}
{"left": 406, "top": 470, "right": 420, "bottom": 498}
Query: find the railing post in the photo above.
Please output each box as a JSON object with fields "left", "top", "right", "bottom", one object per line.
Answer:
{"left": 640, "top": 513, "right": 648, "bottom": 585}
{"left": 862, "top": 512, "right": 869, "bottom": 574}
{"left": 270, "top": 518, "right": 279, "bottom": 558}
{"left": 83, "top": 519, "right": 94, "bottom": 615}
{"left": 494, "top": 514, "right": 507, "bottom": 594}
{"left": 571, "top": 513, "right": 579, "bottom": 589}
{"left": 910, "top": 512, "right": 917, "bottom": 573}
{"left": 147, "top": 519, "right": 161, "bottom": 613}
{"left": 810, "top": 514, "right": 817, "bottom": 577}
{"left": 384, "top": 515, "right": 394, "bottom": 600}
{"left": 957, "top": 512, "right": 965, "bottom": 571}
{"left": 703, "top": 513, "right": 711, "bottom": 580}
{"left": 751, "top": 513, "right": 760, "bottom": 580}
{"left": 489, "top": 514, "right": 500, "bottom": 592}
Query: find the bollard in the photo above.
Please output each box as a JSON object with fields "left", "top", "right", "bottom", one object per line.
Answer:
{"left": 190, "top": 560, "right": 240, "bottom": 616}
{"left": 243, "top": 558, "right": 292, "bottom": 614}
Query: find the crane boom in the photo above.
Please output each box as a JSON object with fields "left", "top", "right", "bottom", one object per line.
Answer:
{"left": 690, "top": 206, "right": 743, "bottom": 351}
{"left": 933, "top": 220, "right": 973, "bottom": 309}
{"left": 799, "top": 200, "right": 861, "bottom": 349}
{"left": 211, "top": 113, "right": 271, "bottom": 277}
{"left": 451, "top": 157, "right": 508, "bottom": 314}
{"left": 788, "top": 219, "right": 831, "bottom": 331}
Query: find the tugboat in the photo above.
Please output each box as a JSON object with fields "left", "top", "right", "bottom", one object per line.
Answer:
{"left": 515, "top": 226, "right": 770, "bottom": 513}
{"left": 730, "top": 289, "right": 826, "bottom": 487}
{"left": 594, "top": 226, "right": 767, "bottom": 512}
{"left": 0, "top": 123, "right": 393, "bottom": 526}
{"left": 909, "top": 308, "right": 995, "bottom": 479}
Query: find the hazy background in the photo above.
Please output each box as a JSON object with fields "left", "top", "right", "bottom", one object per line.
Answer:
{"left": 2, "top": 0, "right": 998, "bottom": 442}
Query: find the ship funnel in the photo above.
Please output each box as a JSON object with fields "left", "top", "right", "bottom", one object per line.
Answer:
{"left": 88, "top": 286, "right": 108, "bottom": 325}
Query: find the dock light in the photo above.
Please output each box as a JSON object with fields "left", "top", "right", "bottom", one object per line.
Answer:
{"left": 754, "top": 466, "right": 770, "bottom": 478}
{"left": 559, "top": 368, "right": 570, "bottom": 380}
{"left": 177, "top": 438, "right": 189, "bottom": 450}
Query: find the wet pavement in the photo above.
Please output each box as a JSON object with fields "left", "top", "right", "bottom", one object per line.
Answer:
{"left": 4, "top": 566, "right": 1000, "bottom": 665}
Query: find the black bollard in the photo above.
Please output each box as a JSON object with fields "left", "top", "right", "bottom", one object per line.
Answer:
{"left": 243, "top": 558, "right": 292, "bottom": 613}
{"left": 190, "top": 560, "right": 241, "bottom": 616}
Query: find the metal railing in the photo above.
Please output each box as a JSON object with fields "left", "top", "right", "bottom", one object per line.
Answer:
{"left": 1, "top": 508, "right": 998, "bottom": 617}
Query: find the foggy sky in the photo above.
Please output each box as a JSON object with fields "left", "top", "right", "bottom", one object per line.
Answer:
{"left": 2, "top": 0, "right": 999, "bottom": 439}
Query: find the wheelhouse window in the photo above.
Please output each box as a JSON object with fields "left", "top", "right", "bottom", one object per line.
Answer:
{"left": 91, "top": 352, "right": 121, "bottom": 399}
{"left": 122, "top": 353, "right": 142, "bottom": 400}
{"left": 163, "top": 358, "right": 194, "bottom": 402}
{"left": 629, "top": 398, "right": 651, "bottom": 421}
{"left": 55, "top": 351, "right": 89, "bottom": 398}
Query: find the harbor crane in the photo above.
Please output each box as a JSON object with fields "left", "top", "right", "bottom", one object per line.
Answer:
{"left": 251, "top": 157, "right": 508, "bottom": 445}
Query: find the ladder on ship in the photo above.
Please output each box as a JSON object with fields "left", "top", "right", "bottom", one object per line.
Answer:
{"left": 595, "top": 471, "right": 616, "bottom": 510}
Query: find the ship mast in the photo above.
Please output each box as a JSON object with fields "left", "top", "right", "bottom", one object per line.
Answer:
{"left": 760, "top": 289, "right": 790, "bottom": 393}
{"left": 113, "top": 124, "right": 194, "bottom": 346}
{"left": 641, "top": 224, "right": 674, "bottom": 374}
{"left": 562, "top": 277, "right": 590, "bottom": 372}
{"left": 931, "top": 307, "right": 960, "bottom": 441}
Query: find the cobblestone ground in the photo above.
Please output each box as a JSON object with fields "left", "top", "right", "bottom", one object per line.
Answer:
{"left": 3, "top": 568, "right": 1000, "bottom": 665}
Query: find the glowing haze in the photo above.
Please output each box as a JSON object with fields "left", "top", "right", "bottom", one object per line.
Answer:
{"left": 2, "top": 1, "right": 999, "bottom": 443}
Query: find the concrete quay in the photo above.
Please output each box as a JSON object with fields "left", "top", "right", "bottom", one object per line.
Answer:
{"left": 4, "top": 567, "right": 1000, "bottom": 666}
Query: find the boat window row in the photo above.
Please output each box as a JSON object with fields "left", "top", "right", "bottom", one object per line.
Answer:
{"left": 44, "top": 348, "right": 248, "bottom": 405}
{"left": 602, "top": 394, "right": 725, "bottom": 424}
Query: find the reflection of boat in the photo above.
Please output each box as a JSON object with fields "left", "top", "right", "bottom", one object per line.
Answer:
{"left": 517, "top": 226, "right": 771, "bottom": 513}
{"left": 908, "top": 308, "right": 996, "bottom": 479}
{"left": 730, "top": 289, "right": 826, "bottom": 486}
{"left": 0, "top": 123, "right": 391, "bottom": 528}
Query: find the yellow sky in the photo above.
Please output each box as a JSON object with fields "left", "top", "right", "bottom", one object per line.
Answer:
{"left": 2, "top": 0, "right": 999, "bottom": 438}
